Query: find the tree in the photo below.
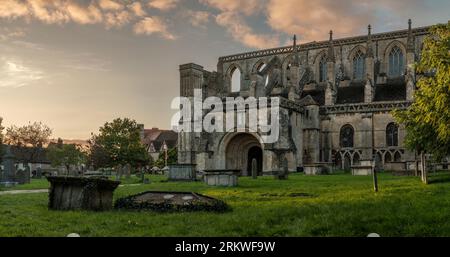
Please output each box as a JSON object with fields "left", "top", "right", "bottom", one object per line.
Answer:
{"left": 88, "top": 118, "right": 149, "bottom": 169}
{"left": 154, "top": 147, "right": 177, "bottom": 168}
{"left": 0, "top": 117, "right": 4, "bottom": 162}
{"left": 47, "top": 143, "right": 86, "bottom": 174}
{"left": 393, "top": 22, "right": 450, "bottom": 184}
{"left": 4, "top": 121, "right": 52, "bottom": 164}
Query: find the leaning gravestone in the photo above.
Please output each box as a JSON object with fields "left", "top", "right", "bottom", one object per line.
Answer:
{"left": 124, "top": 163, "right": 131, "bottom": 179}
{"left": 46, "top": 176, "right": 120, "bottom": 211}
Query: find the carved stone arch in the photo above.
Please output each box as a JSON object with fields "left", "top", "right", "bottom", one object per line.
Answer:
{"left": 352, "top": 151, "right": 361, "bottom": 165}
{"left": 343, "top": 152, "right": 352, "bottom": 171}
{"left": 313, "top": 50, "right": 328, "bottom": 64}
{"left": 347, "top": 45, "right": 367, "bottom": 61}
{"left": 251, "top": 58, "right": 269, "bottom": 74}
{"left": 383, "top": 40, "right": 407, "bottom": 59}
{"left": 384, "top": 151, "right": 393, "bottom": 163}
{"left": 394, "top": 151, "right": 402, "bottom": 162}
{"left": 281, "top": 53, "right": 295, "bottom": 85}
{"left": 313, "top": 50, "right": 328, "bottom": 83}
{"left": 225, "top": 63, "right": 244, "bottom": 93}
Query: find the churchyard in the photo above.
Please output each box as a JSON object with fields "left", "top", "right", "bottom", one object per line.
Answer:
{"left": 1, "top": 171, "right": 450, "bottom": 237}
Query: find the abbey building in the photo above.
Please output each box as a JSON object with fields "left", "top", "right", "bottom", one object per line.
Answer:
{"left": 176, "top": 20, "right": 443, "bottom": 176}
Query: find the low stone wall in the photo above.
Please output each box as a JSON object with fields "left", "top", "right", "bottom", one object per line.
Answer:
{"left": 168, "top": 164, "right": 196, "bottom": 181}
{"left": 203, "top": 170, "right": 240, "bottom": 187}
{"left": 46, "top": 176, "right": 120, "bottom": 211}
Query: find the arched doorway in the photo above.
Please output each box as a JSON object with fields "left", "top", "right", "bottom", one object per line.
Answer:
{"left": 247, "top": 146, "right": 263, "bottom": 176}
{"left": 225, "top": 133, "right": 263, "bottom": 176}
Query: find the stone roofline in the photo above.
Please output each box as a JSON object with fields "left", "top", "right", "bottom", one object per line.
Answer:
{"left": 218, "top": 25, "right": 432, "bottom": 63}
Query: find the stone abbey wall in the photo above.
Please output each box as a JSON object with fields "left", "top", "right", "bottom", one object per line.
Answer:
{"left": 177, "top": 21, "right": 437, "bottom": 175}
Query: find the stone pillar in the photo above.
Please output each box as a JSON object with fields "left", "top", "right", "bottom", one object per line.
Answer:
{"left": 406, "top": 19, "right": 416, "bottom": 101}
{"left": 325, "top": 30, "right": 336, "bottom": 106}
{"left": 360, "top": 113, "right": 374, "bottom": 161}
{"left": 365, "top": 25, "right": 375, "bottom": 103}
{"left": 178, "top": 63, "right": 204, "bottom": 165}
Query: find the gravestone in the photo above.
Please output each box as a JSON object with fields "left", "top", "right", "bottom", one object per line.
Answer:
{"left": 24, "top": 165, "right": 31, "bottom": 183}
{"left": 16, "top": 169, "right": 28, "bottom": 184}
{"left": 251, "top": 158, "right": 258, "bottom": 179}
{"left": 124, "top": 163, "right": 131, "bottom": 178}
{"left": 115, "top": 164, "right": 123, "bottom": 180}
{"left": 276, "top": 157, "right": 289, "bottom": 180}
{"left": 36, "top": 167, "right": 42, "bottom": 179}
{"left": 1, "top": 146, "right": 17, "bottom": 186}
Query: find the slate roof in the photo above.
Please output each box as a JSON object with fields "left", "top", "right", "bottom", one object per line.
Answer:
{"left": 141, "top": 128, "right": 177, "bottom": 152}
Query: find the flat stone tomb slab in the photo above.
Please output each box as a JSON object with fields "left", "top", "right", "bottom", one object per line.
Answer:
{"left": 114, "top": 191, "right": 229, "bottom": 212}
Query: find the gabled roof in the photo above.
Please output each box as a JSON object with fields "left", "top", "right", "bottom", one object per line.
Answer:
{"left": 298, "top": 95, "right": 319, "bottom": 106}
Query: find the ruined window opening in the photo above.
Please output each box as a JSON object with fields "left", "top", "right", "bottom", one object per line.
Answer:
{"left": 231, "top": 67, "right": 241, "bottom": 92}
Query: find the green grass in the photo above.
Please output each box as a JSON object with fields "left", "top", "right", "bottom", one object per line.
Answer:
{"left": 1, "top": 172, "right": 450, "bottom": 237}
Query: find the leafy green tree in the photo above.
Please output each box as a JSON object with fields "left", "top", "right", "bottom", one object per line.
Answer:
{"left": 393, "top": 22, "right": 450, "bottom": 183}
{"left": 4, "top": 121, "right": 52, "bottom": 164}
{"left": 0, "top": 117, "right": 4, "bottom": 162}
{"left": 47, "top": 143, "right": 86, "bottom": 174}
{"left": 88, "top": 118, "right": 149, "bottom": 169}
{"left": 154, "top": 147, "right": 177, "bottom": 168}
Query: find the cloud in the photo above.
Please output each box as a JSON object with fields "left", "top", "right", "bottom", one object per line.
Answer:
{"left": 98, "top": 0, "right": 123, "bottom": 11}
{"left": 265, "top": 0, "right": 427, "bottom": 43}
{"left": 128, "top": 2, "right": 147, "bottom": 17}
{"left": 133, "top": 17, "right": 176, "bottom": 40}
{"left": 0, "top": 0, "right": 29, "bottom": 19}
{"left": 104, "top": 10, "right": 131, "bottom": 28}
{"left": 148, "top": 0, "right": 180, "bottom": 11}
{"left": 199, "top": 0, "right": 264, "bottom": 16}
{"left": 66, "top": 3, "right": 103, "bottom": 25}
{"left": 185, "top": 10, "right": 210, "bottom": 28}
{"left": 28, "top": 0, "right": 71, "bottom": 24}
{"left": 0, "top": 27, "right": 26, "bottom": 41}
{"left": 0, "top": 58, "right": 44, "bottom": 88}
{"left": 216, "top": 12, "right": 279, "bottom": 49}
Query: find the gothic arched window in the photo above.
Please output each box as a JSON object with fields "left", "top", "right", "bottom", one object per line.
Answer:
{"left": 319, "top": 56, "right": 327, "bottom": 82}
{"left": 386, "top": 122, "right": 399, "bottom": 147}
{"left": 230, "top": 67, "right": 241, "bottom": 92}
{"left": 353, "top": 50, "right": 365, "bottom": 80}
{"left": 388, "top": 46, "right": 404, "bottom": 77}
{"left": 340, "top": 125, "right": 354, "bottom": 148}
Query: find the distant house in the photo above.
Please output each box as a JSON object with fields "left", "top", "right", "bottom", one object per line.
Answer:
{"left": 140, "top": 127, "right": 177, "bottom": 161}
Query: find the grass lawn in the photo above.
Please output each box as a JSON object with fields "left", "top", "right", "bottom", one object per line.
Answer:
{"left": 0, "top": 172, "right": 450, "bottom": 237}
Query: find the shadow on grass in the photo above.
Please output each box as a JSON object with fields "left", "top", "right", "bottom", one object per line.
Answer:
{"left": 428, "top": 172, "right": 450, "bottom": 184}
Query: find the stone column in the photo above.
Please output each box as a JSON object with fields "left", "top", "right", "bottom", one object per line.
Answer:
{"left": 178, "top": 63, "right": 204, "bottom": 165}
{"left": 325, "top": 30, "right": 336, "bottom": 106}
{"left": 406, "top": 19, "right": 416, "bottom": 101}
{"left": 365, "top": 25, "right": 375, "bottom": 103}
{"left": 360, "top": 113, "right": 374, "bottom": 162}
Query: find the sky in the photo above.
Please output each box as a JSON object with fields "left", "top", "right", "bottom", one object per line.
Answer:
{"left": 0, "top": 0, "right": 449, "bottom": 140}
